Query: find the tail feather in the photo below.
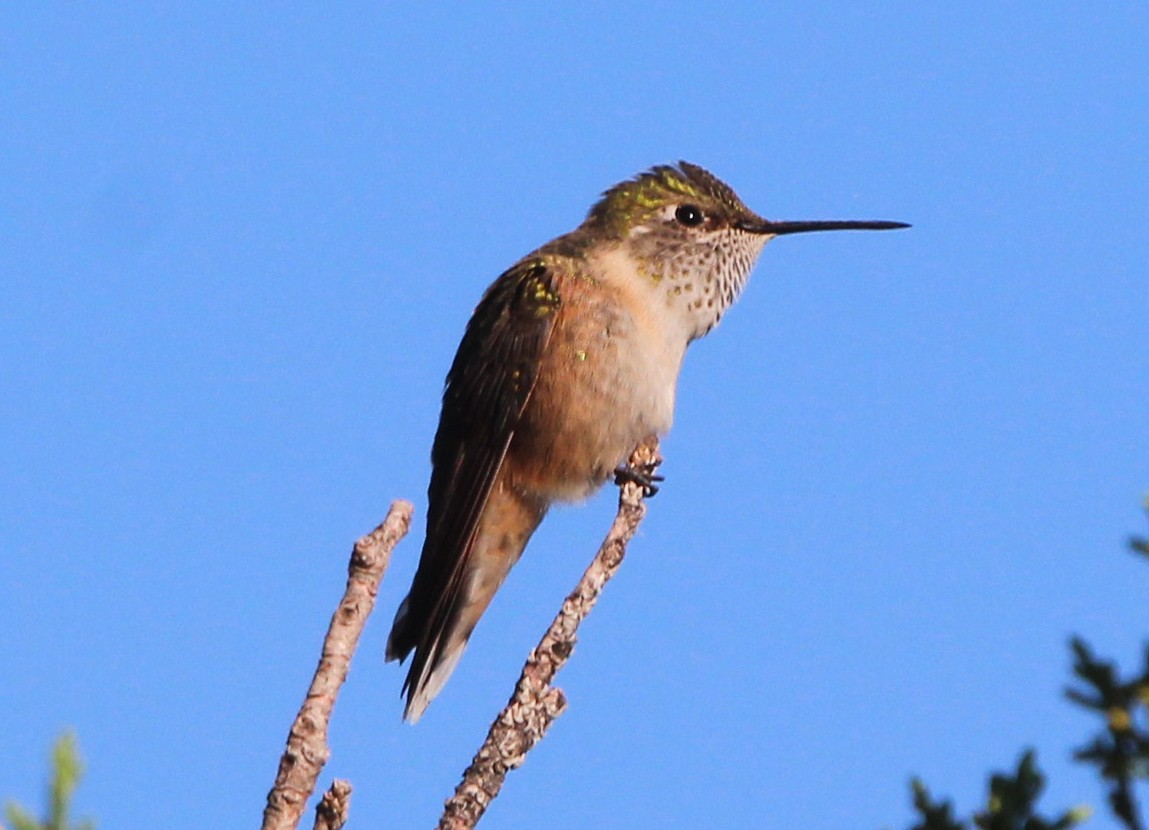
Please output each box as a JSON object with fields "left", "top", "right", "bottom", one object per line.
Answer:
{"left": 400, "top": 634, "right": 468, "bottom": 723}
{"left": 386, "top": 485, "right": 545, "bottom": 722}
{"left": 385, "top": 597, "right": 413, "bottom": 662}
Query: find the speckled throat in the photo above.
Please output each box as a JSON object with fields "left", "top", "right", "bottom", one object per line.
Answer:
{"left": 627, "top": 223, "right": 770, "bottom": 339}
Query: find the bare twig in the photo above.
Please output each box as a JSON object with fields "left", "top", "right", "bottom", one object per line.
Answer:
{"left": 436, "top": 438, "right": 662, "bottom": 830}
{"left": 261, "top": 500, "right": 414, "bottom": 830}
{"left": 313, "top": 779, "right": 352, "bottom": 830}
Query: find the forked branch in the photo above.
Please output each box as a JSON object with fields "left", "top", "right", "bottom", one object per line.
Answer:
{"left": 261, "top": 500, "right": 414, "bottom": 830}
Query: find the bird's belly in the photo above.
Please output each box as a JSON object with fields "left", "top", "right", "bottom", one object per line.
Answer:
{"left": 510, "top": 308, "right": 681, "bottom": 503}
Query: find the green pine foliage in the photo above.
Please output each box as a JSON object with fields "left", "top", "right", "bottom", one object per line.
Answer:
{"left": 907, "top": 752, "right": 1089, "bottom": 830}
{"left": 902, "top": 499, "right": 1149, "bottom": 830}
{"left": 5, "top": 732, "right": 94, "bottom": 830}
{"left": 1066, "top": 637, "right": 1149, "bottom": 830}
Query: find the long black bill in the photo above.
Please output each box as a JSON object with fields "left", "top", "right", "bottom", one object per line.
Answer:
{"left": 739, "top": 218, "right": 910, "bottom": 235}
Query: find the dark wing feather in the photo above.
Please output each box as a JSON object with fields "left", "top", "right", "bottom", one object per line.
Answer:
{"left": 387, "top": 261, "right": 560, "bottom": 698}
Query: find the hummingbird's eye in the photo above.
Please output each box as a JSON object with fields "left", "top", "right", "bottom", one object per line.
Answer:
{"left": 674, "top": 204, "right": 705, "bottom": 227}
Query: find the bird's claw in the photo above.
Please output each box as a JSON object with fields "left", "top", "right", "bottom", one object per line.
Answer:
{"left": 613, "top": 463, "right": 665, "bottom": 497}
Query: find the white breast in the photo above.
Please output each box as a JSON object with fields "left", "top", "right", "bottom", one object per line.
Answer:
{"left": 588, "top": 246, "right": 692, "bottom": 436}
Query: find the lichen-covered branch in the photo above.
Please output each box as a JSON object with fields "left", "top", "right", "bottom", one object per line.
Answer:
{"left": 261, "top": 500, "right": 414, "bottom": 830}
{"left": 436, "top": 438, "right": 662, "bottom": 830}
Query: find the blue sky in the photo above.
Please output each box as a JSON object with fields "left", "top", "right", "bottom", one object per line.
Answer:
{"left": 2, "top": 4, "right": 1147, "bottom": 828}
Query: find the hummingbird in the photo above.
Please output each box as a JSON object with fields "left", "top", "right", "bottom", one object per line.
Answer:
{"left": 387, "top": 161, "right": 908, "bottom": 721}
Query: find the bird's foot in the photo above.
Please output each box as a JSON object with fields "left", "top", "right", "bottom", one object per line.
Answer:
{"left": 613, "top": 462, "right": 664, "bottom": 497}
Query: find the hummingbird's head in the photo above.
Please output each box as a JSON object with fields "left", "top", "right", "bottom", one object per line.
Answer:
{"left": 586, "top": 161, "right": 762, "bottom": 242}
{"left": 583, "top": 161, "right": 908, "bottom": 338}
